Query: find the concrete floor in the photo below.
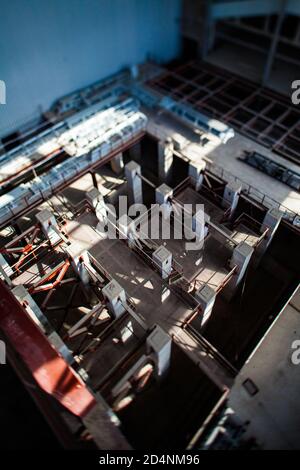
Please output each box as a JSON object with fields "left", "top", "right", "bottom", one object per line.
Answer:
{"left": 208, "top": 132, "right": 300, "bottom": 215}
{"left": 64, "top": 210, "right": 234, "bottom": 388}
{"left": 228, "top": 285, "right": 300, "bottom": 450}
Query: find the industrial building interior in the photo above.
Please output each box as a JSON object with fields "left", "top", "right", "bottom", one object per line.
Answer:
{"left": 0, "top": 0, "right": 299, "bottom": 451}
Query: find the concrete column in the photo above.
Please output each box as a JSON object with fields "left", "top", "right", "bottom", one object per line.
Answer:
{"left": 186, "top": 209, "right": 210, "bottom": 255}
{"left": 155, "top": 183, "right": 173, "bottom": 221}
{"left": 86, "top": 187, "right": 107, "bottom": 225}
{"left": 146, "top": 325, "right": 172, "bottom": 378}
{"left": 12, "top": 284, "right": 49, "bottom": 333}
{"left": 110, "top": 153, "right": 124, "bottom": 174}
{"left": 188, "top": 160, "right": 206, "bottom": 191}
{"left": 86, "top": 187, "right": 102, "bottom": 208}
{"left": 152, "top": 245, "right": 172, "bottom": 280}
{"left": 35, "top": 209, "right": 61, "bottom": 245}
{"left": 192, "top": 209, "right": 210, "bottom": 241}
{"left": 158, "top": 138, "right": 173, "bottom": 183}
{"left": 155, "top": 183, "right": 173, "bottom": 205}
{"left": 118, "top": 214, "right": 136, "bottom": 248}
{"left": 12, "top": 285, "right": 74, "bottom": 365}
{"left": 125, "top": 161, "right": 143, "bottom": 205}
{"left": 194, "top": 284, "right": 216, "bottom": 328}
{"left": 65, "top": 244, "right": 101, "bottom": 306}
{"left": 65, "top": 243, "right": 91, "bottom": 287}
{"left": 257, "top": 208, "right": 282, "bottom": 260}
{"left": 102, "top": 279, "right": 126, "bottom": 319}
{"left": 0, "top": 254, "right": 13, "bottom": 283}
{"left": 223, "top": 242, "right": 254, "bottom": 301}
{"left": 222, "top": 181, "right": 242, "bottom": 217}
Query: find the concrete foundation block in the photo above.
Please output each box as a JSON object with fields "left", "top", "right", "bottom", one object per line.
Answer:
{"left": 102, "top": 279, "right": 126, "bottom": 319}
{"left": 118, "top": 214, "right": 136, "bottom": 247}
{"left": 188, "top": 160, "right": 206, "bottom": 190}
{"left": 155, "top": 183, "right": 173, "bottom": 205}
{"left": 147, "top": 325, "right": 172, "bottom": 378}
{"left": 222, "top": 181, "right": 242, "bottom": 216}
{"left": 125, "top": 161, "right": 143, "bottom": 205}
{"left": 195, "top": 284, "right": 216, "bottom": 327}
{"left": 152, "top": 245, "right": 172, "bottom": 280}
{"left": 35, "top": 209, "right": 61, "bottom": 245}
{"left": 158, "top": 139, "right": 173, "bottom": 183}
{"left": 223, "top": 241, "right": 254, "bottom": 300}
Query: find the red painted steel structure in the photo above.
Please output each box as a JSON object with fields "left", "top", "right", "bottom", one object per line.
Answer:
{"left": 28, "top": 259, "right": 71, "bottom": 294}
{"left": 0, "top": 225, "right": 41, "bottom": 271}
{"left": 0, "top": 279, "right": 97, "bottom": 418}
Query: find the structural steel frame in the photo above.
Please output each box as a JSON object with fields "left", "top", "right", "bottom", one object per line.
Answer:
{"left": 148, "top": 60, "right": 300, "bottom": 165}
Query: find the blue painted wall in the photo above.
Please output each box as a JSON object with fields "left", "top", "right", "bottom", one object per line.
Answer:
{"left": 0, "top": 0, "right": 181, "bottom": 136}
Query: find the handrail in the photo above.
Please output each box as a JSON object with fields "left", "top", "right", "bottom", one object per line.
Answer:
{"left": 203, "top": 157, "right": 299, "bottom": 221}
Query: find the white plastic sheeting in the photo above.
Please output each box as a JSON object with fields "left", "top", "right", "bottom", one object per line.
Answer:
{"left": 0, "top": 96, "right": 147, "bottom": 226}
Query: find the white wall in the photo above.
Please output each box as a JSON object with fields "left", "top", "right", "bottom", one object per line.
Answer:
{"left": 0, "top": 0, "right": 181, "bottom": 136}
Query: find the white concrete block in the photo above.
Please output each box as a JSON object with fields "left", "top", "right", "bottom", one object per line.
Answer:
{"left": 152, "top": 245, "right": 172, "bottom": 279}
{"left": 125, "top": 161, "right": 143, "bottom": 205}
{"left": 147, "top": 325, "right": 172, "bottom": 377}
{"left": 195, "top": 284, "right": 216, "bottom": 327}
{"left": 155, "top": 183, "right": 173, "bottom": 205}
{"left": 222, "top": 181, "right": 242, "bottom": 215}
{"left": 102, "top": 279, "right": 126, "bottom": 318}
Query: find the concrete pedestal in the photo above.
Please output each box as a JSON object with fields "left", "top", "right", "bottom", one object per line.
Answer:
{"left": 256, "top": 208, "right": 282, "bottom": 263}
{"left": 125, "top": 161, "right": 143, "bottom": 205}
{"left": 223, "top": 242, "right": 254, "bottom": 300}
{"left": 35, "top": 209, "right": 61, "bottom": 245}
{"left": 147, "top": 325, "right": 172, "bottom": 378}
{"left": 118, "top": 214, "right": 136, "bottom": 248}
{"left": 110, "top": 153, "right": 124, "bottom": 174}
{"left": 222, "top": 181, "right": 242, "bottom": 217}
{"left": 152, "top": 245, "right": 172, "bottom": 280}
{"left": 12, "top": 285, "right": 74, "bottom": 365}
{"left": 65, "top": 243, "right": 91, "bottom": 287}
{"left": 86, "top": 187, "right": 107, "bottom": 226}
{"left": 158, "top": 139, "right": 173, "bottom": 183}
{"left": 188, "top": 160, "right": 206, "bottom": 191}
{"left": 102, "top": 279, "right": 126, "bottom": 319}
{"left": 195, "top": 284, "right": 216, "bottom": 328}
{"left": 0, "top": 254, "right": 13, "bottom": 283}
{"left": 192, "top": 209, "right": 210, "bottom": 241}
{"left": 155, "top": 183, "right": 173, "bottom": 205}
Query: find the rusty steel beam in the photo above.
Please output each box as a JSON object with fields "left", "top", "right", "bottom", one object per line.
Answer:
{"left": 0, "top": 279, "right": 131, "bottom": 449}
{"left": 29, "top": 259, "right": 71, "bottom": 294}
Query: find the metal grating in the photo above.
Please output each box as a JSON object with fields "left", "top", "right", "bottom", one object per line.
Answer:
{"left": 147, "top": 61, "right": 300, "bottom": 165}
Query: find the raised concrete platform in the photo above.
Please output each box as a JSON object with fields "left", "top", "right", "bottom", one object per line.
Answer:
{"left": 228, "top": 285, "right": 300, "bottom": 449}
